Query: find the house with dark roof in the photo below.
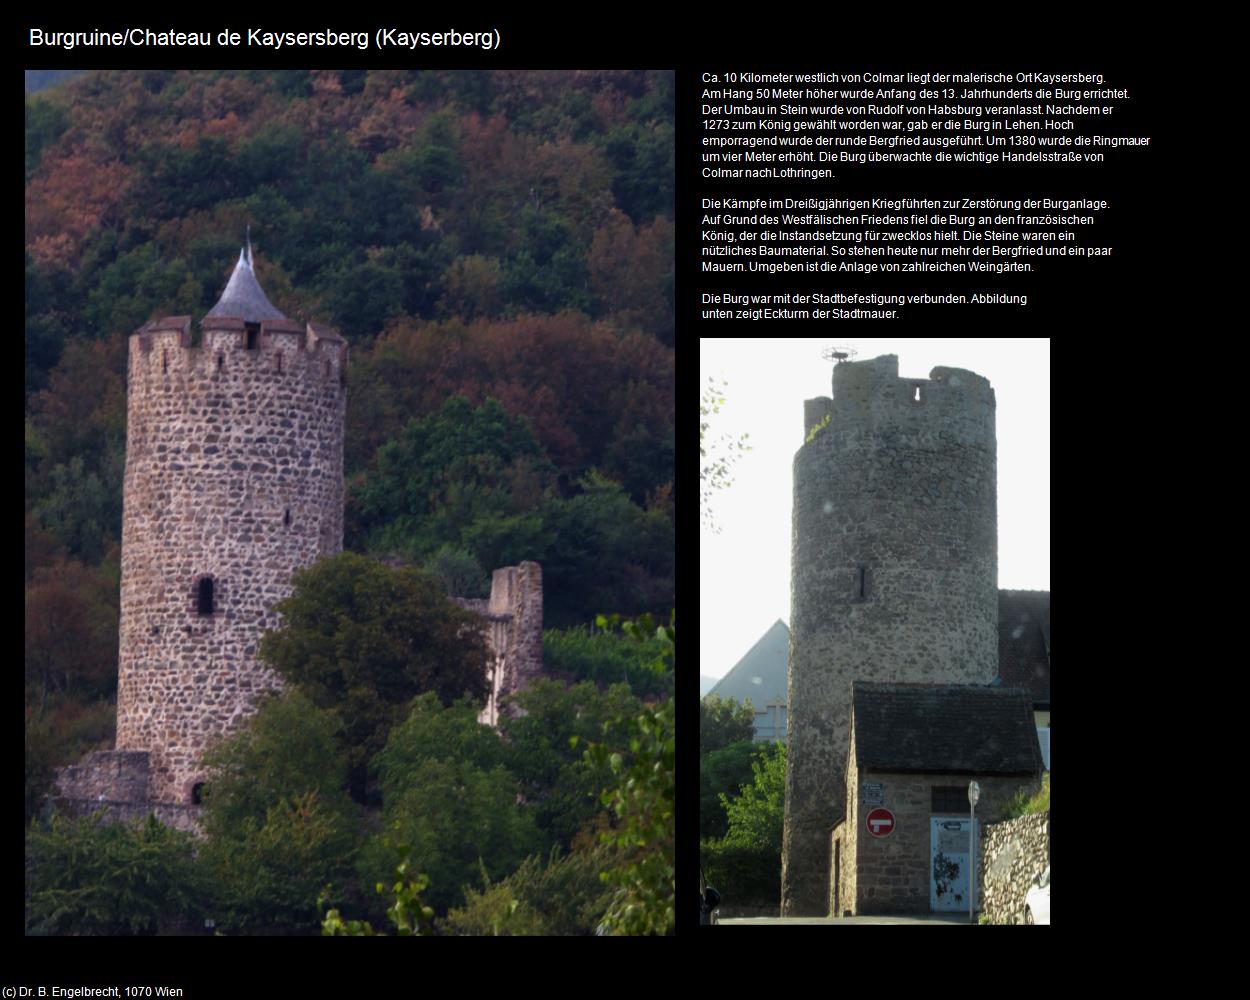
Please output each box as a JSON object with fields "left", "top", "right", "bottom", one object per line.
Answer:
{"left": 707, "top": 595, "right": 1051, "bottom": 760}
{"left": 828, "top": 682, "right": 1042, "bottom": 917}
{"left": 707, "top": 619, "right": 789, "bottom": 742}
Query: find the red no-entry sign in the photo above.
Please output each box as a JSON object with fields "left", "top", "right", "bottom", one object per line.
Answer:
{"left": 866, "top": 807, "right": 895, "bottom": 837}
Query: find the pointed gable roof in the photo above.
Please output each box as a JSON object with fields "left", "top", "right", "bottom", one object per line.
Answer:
{"left": 708, "top": 619, "right": 789, "bottom": 708}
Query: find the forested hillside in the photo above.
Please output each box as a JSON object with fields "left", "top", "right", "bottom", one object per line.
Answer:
{"left": 25, "top": 70, "right": 675, "bottom": 822}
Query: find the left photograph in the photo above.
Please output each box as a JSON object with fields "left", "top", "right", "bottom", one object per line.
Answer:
{"left": 26, "top": 68, "right": 674, "bottom": 935}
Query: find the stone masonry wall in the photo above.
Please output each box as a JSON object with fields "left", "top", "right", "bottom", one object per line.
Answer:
{"left": 849, "top": 771, "right": 1030, "bottom": 915}
{"left": 783, "top": 355, "right": 998, "bottom": 916}
{"left": 453, "top": 561, "right": 544, "bottom": 727}
{"left": 114, "top": 315, "right": 346, "bottom": 805}
{"left": 51, "top": 750, "right": 202, "bottom": 832}
{"left": 979, "top": 811, "right": 1050, "bottom": 924}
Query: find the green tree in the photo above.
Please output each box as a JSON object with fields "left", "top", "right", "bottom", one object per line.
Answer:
{"left": 26, "top": 813, "right": 203, "bottom": 936}
{"left": 721, "top": 741, "right": 786, "bottom": 855}
{"left": 25, "top": 95, "right": 70, "bottom": 179}
{"left": 422, "top": 544, "right": 489, "bottom": 598}
{"left": 500, "top": 679, "right": 644, "bottom": 850}
{"left": 364, "top": 687, "right": 542, "bottom": 917}
{"left": 363, "top": 756, "right": 543, "bottom": 916}
{"left": 25, "top": 558, "right": 119, "bottom": 715}
{"left": 195, "top": 690, "right": 361, "bottom": 935}
{"left": 374, "top": 692, "right": 508, "bottom": 779}
{"left": 443, "top": 842, "right": 613, "bottom": 936}
{"left": 535, "top": 474, "right": 674, "bottom": 626}
{"left": 322, "top": 854, "right": 435, "bottom": 937}
{"left": 258, "top": 552, "right": 490, "bottom": 798}
{"left": 350, "top": 395, "right": 555, "bottom": 558}
{"left": 197, "top": 689, "right": 357, "bottom": 840}
{"left": 700, "top": 740, "right": 766, "bottom": 840}
{"left": 700, "top": 695, "right": 756, "bottom": 757}
{"left": 700, "top": 377, "right": 750, "bottom": 530}
{"left": 586, "top": 697, "right": 674, "bottom": 935}
{"left": 201, "top": 791, "right": 359, "bottom": 936}
{"left": 582, "top": 613, "right": 675, "bottom": 935}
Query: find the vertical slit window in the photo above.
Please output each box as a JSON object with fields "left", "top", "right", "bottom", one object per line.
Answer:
{"left": 197, "top": 577, "right": 215, "bottom": 616}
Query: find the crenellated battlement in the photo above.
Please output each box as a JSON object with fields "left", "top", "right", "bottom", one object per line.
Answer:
{"left": 802, "top": 353, "right": 995, "bottom": 448}
{"left": 132, "top": 315, "right": 347, "bottom": 386}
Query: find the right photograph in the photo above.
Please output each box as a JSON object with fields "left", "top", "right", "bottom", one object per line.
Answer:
{"left": 699, "top": 338, "right": 1050, "bottom": 926}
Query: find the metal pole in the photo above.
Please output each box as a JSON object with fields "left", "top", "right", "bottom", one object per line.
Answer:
{"left": 969, "top": 802, "right": 975, "bottom": 925}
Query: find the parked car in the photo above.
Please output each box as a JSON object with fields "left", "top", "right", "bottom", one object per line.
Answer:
{"left": 700, "top": 868, "right": 721, "bottom": 925}
{"left": 1024, "top": 865, "right": 1050, "bottom": 924}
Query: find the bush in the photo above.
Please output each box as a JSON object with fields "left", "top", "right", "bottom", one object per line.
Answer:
{"left": 699, "top": 740, "right": 765, "bottom": 840}
{"left": 699, "top": 839, "right": 780, "bottom": 907}
{"left": 363, "top": 756, "right": 543, "bottom": 916}
{"left": 998, "top": 772, "right": 1050, "bottom": 822}
{"left": 542, "top": 625, "right": 672, "bottom": 697}
{"left": 26, "top": 812, "right": 203, "bottom": 935}
{"left": 721, "top": 741, "right": 785, "bottom": 854}
{"left": 442, "top": 843, "right": 613, "bottom": 936}
{"left": 202, "top": 791, "right": 360, "bottom": 936}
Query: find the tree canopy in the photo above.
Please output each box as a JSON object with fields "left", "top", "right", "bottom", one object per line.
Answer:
{"left": 258, "top": 552, "right": 490, "bottom": 797}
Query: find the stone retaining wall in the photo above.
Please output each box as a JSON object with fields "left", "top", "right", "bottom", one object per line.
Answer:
{"left": 979, "top": 811, "right": 1049, "bottom": 924}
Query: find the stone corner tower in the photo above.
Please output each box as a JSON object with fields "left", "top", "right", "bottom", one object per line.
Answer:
{"left": 56, "top": 240, "right": 347, "bottom": 826}
{"left": 780, "top": 353, "right": 997, "bottom": 916}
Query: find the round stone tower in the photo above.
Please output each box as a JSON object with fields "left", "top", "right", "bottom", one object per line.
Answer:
{"left": 780, "top": 354, "right": 997, "bottom": 916}
{"left": 113, "top": 242, "right": 347, "bottom": 805}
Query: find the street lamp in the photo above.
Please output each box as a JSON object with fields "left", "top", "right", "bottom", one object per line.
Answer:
{"left": 968, "top": 781, "right": 980, "bottom": 925}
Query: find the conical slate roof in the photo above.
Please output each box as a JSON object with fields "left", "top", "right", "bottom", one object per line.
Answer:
{"left": 205, "top": 239, "right": 286, "bottom": 324}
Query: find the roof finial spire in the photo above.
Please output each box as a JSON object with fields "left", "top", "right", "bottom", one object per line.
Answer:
{"left": 246, "top": 224, "right": 253, "bottom": 269}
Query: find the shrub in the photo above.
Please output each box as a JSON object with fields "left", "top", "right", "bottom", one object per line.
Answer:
{"left": 699, "top": 839, "right": 780, "bottom": 907}
{"left": 26, "top": 812, "right": 203, "bottom": 935}
{"left": 997, "top": 772, "right": 1050, "bottom": 822}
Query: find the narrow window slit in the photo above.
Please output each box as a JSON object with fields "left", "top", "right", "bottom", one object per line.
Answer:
{"left": 197, "top": 577, "right": 215, "bottom": 615}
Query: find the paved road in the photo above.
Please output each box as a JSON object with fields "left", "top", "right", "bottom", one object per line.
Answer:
{"left": 719, "top": 913, "right": 972, "bottom": 925}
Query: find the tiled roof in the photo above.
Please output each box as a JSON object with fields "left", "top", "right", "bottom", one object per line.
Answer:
{"left": 998, "top": 590, "right": 1050, "bottom": 707}
{"left": 852, "top": 682, "right": 1042, "bottom": 776}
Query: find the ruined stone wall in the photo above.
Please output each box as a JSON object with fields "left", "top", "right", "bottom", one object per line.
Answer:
{"left": 51, "top": 750, "right": 202, "bottom": 832}
{"left": 113, "top": 315, "right": 346, "bottom": 805}
{"left": 783, "top": 354, "right": 998, "bottom": 916}
{"left": 979, "top": 811, "right": 1050, "bottom": 924}
{"left": 453, "top": 561, "right": 544, "bottom": 727}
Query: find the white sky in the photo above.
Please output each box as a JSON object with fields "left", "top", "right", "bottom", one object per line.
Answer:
{"left": 699, "top": 338, "right": 1049, "bottom": 680}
